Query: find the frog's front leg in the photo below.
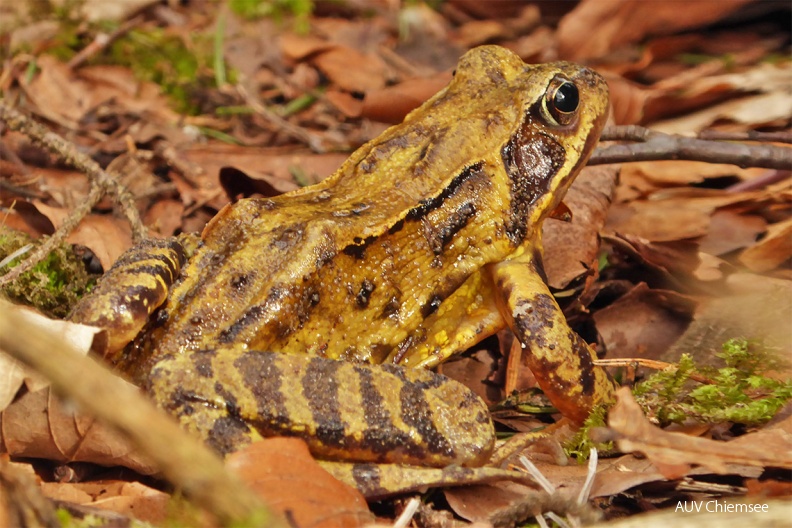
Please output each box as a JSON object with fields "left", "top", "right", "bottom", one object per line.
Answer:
{"left": 490, "top": 249, "right": 616, "bottom": 423}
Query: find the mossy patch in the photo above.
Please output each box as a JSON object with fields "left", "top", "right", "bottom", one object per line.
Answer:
{"left": 0, "top": 227, "right": 97, "bottom": 318}
{"left": 634, "top": 339, "right": 792, "bottom": 426}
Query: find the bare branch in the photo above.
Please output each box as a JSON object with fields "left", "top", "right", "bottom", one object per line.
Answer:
{"left": 0, "top": 100, "right": 148, "bottom": 286}
{"left": 593, "top": 126, "right": 792, "bottom": 170}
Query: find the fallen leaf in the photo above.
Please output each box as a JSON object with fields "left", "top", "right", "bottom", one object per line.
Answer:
{"left": 40, "top": 481, "right": 170, "bottom": 524}
{"left": 697, "top": 210, "right": 766, "bottom": 257}
{"left": 557, "top": 0, "right": 753, "bottom": 60}
{"left": 361, "top": 75, "right": 450, "bottom": 124}
{"left": 312, "top": 46, "right": 387, "bottom": 92}
{"left": 227, "top": 438, "right": 373, "bottom": 528}
{"left": 605, "top": 388, "right": 792, "bottom": 477}
{"left": 594, "top": 283, "right": 695, "bottom": 361}
{"left": 739, "top": 216, "right": 792, "bottom": 272}
{"left": 30, "top": 203, "right": 133, "bottom": 271}
{"left": 1, "top": 387, "right": 156, "bottom": 475}
{"left": 544, "top": 165, "right": 619, "bottom": 289}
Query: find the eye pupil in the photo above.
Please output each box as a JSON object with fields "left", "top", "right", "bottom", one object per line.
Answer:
{"left": 554, "top": 82, "right": 579, "bottom": 113}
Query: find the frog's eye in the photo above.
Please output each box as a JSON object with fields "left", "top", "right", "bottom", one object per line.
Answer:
{"left": 543, "top": 77, "right": 579, "bottom": 127}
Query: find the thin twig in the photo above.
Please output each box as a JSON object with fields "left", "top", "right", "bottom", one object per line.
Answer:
{"left": 236, "top": 84, "right": 326, "bottom": 153}
{"left": 0, "top": 300, "right": 284, "bottom": 527}
{"left": 0, "top": 100, "right": 147, "bottom": 287}
{"left": 593, "top": 126, "right": 792, "bottom": 170}
{"left": 698, "top": 129, "right": 792, "bottom": 144}
{"left": 67, "top": 16, "right": 144, "bottom": 70}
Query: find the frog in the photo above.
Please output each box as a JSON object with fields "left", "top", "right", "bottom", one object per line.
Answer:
{"left": 68, "top": 45, "right": 616, "bottom": 483}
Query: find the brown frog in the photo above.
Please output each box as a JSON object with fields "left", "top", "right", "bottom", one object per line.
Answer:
{"left": 69, "top": 45, "right": 615, "bottom": 477}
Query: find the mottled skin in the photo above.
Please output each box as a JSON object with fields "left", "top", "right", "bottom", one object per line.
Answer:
{"left": 70, "top": 46, "right": 615, "bottom": 473}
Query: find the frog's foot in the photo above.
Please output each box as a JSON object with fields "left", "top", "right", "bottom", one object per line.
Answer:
{"left": 148, "top": 347, "right": 495, "bottom": 467}
{"left": 318, "top": 460, "right": 535, "bottom": 501}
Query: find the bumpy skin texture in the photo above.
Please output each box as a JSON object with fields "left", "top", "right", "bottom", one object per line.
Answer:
{"left": 69, "top": 45, "right": 615, "bottom": 467}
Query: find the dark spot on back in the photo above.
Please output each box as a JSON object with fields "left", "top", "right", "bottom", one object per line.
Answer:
{"left": 356, "top": 279, "right": 376, "bottom": 308}
{"left": 191, "top": 349, "right": 216, "bottom": 378}
{"left": 421, "top": 294, "right": 443, "bottom": 318}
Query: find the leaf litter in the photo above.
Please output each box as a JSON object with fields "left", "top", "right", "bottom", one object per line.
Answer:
{"left": 0, "top": 0, "right": 790, "bottom": 525}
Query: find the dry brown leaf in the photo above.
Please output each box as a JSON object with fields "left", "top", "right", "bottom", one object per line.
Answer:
{"left": 453, "top": 19, "right": 509, "bottom": 48}
{"left": 218, "top": 166, "right": 300, "bottom": 201}
{"left": 0, "top": 306, "right": 97, "bottom": 410}
{"left": 605, "top": 74, "right": 652, "bottom": 125}
{"left": 227, "top": 438, "right": 373, "bottom": 528}
{"left": 143, "top": 199, "right": 184, "bottom": 237}
{"left": 312, "top": 46, "right": 387, "bottom": 92}
{"left": 650, "top": 62, "right": 792, "bottom": 132}
{"left": 40, "top": 481, "right": 170, "bottom": 524}
{"left": 30, "top": 203, "right": 132, "bottom": 270}
{"left": 361, "top": 75, "right": 450, "bottom": 124}
{"left": 607, "top": 201, "right": 713, "bottom": 242}
{"left": 543, "top": 165, "right": 619, "bottom": 289}
{"left": 607, "top": 388, "right": 792, "bottom": 477}
{"left": 620, "top": 161, "right": 766, "bottom": 193}
{"left": 181, "top": 144, "right": 348, "bottom": 209}
{"left": 324, "top": 90, "right": 363, "bottom": 118}
{"left": 698, "top": 210, "right": 766, "bottom": 257}
{"left": 22, "top": 56, "right": 177, "bottom": 129}
{"left": 557, "top": 0, "right": 753, "bottom": 61}
{"left": 739, "top": 216, "right": 792, "bottom": 272}
{"left": 279, "top": 33, "right": 335, "bottom": 61}
{"left": 1, "top": 387, "right": 156, "bottom": 475}
{"left": 444, "top": 481, "right": 549, "bottom": 525}
{"left": 594, "top": 283, "right": 696, "bottom": 361}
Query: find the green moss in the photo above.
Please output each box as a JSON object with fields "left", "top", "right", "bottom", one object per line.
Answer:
{"left": 105, "top": 28, "right": 220, "bottom": 114}
{"left": 564, "top": 403, "right": 613, "bottom": 461}
{"left": 0, "top": 227, "right": 97, "bottom": 318}
{"left": 634, "top": 339, "right": 792, "bottom": 426}
{"left": 229, "top": 0, "right": 313, "bottom": 33}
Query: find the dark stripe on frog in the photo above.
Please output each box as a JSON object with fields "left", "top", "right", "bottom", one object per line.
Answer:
{"left": 350, "top": 464, "right": 387, "bottom": 499}
{"left": 217, "top": 286, "right": 290, "bottom": 344}
{"left": 380, "top": 363, "right": 456, "bottom": 459}
{"left": 405, "top": 162, "right": 484, "bottom": 221}
{"left": 233, "top": 351, "right": 292, "bottom": 431}
{"left": 354, "top": 365, "right": 419, "bottom": 458}
{"left": 420, "top": 275, "right": 467, "bottom": 318}
{"left": 301, "top": 356, "right": 348, "bottom": 448}
{"left": 422, "top": 201, "right": 477, "bottom": 256}
{"left": 571, "top": 331, "right": 597, "bottom": 396}
{"left": 500, "top": 115, "right": 565, "bottom": 244}
{"left": 111, "top": 237, "right": 185, "bottom": 271}
{"left": 191, "top": 349, "right": 216, "bottom": 378}
{"left": 342, "top": 235, "right": 377, "bottom": 260}
{"left": 207, "top": 415, "right": 253, "bottom": 456}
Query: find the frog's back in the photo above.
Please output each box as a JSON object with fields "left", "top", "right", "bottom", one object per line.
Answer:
{"left": 152, "top": 47, "right": 546, "bottom": 361}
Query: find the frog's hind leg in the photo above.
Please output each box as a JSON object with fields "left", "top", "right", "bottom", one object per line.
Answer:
{"left": 490, "top": 248, "right": 616, "bottom": 424}
{"left": 385, "top": 269, "right": 507, "bottom": 369}
{"left": 148, "top": 346, "right": 494, "bottom": 466}
{"left": 69, "top": 235, "right": 196, "bottom": 358}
